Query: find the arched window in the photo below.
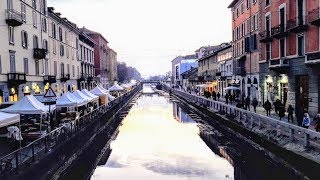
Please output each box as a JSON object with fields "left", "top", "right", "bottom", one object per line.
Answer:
{"left": 253, "top": 78, "right": 258, "bottom": 84}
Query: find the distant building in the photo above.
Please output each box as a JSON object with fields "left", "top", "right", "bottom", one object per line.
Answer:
{"left": 171, "top": 55, "right": 198, "bottom": 87}
{"left": 216, "top": 43, "right": 233, "bottom": 96}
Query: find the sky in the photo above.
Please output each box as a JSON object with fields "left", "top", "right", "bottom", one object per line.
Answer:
{"left": 49, "top": 0, "right": 232, "bottom": 77}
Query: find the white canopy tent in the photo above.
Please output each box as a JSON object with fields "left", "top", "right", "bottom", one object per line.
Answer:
{"left": 0, "top": 112, "right": 20, "bottom": 128}
{"left": 108, "top": 84, "right": 124, "bottom": 91}
{"left": 107, "top": 94, "right": 116, "bottom": 101}
{"left": 56, "top": 92, "right": 87, "bottom": 107}
{"left": 90, "top": 86, "right": 109, "bottom": 96}
{"left": 73, "top": 90, "right": 93, "bottom": 102}
{"left": 98, "top": 85, "right": 109, "bottom": 93}
{"left": 0, "top": 95, "right": 49, "bottom": 114}
{"left": 81, "top": 89, "right": 99, "bottom": 101}
{"left": 224, "top": 86, "right": 241, "bottom": 91}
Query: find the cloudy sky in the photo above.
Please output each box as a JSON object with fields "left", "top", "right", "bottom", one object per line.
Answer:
{"left": 50, "top": 0, "right": 232, "bottom": 77}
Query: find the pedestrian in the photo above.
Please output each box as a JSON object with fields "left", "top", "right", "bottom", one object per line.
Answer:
{"left": 263, "top": 100, "right": 272, "bottom": 116}
{"left": 225, "top": 93, "right": 229, "bottom": 104}
{"left": 229, "top": 94, "right": 233, "bottom": 105}
{"left": 252, "top": 98, "right": 258, "bottom": 113}
{"left": 245, "top": 96, "right": 251, "bottom": 111}
{"left": 217, "top": 92, "right": 221, "bottom": 101}
{"left": 212, "top": 91, "right": 217, "bottom": 101}
{"left": 295, "top": 107, "right": 303, "bottom": 127}
{"left": 273, "top": 99, "right": 281, "bottom": 115}
{"left": 278, "top": 105, "right": 286, "bottom": 120}
{"left": 302, "top": 112, "right": 311, "bottom": 129}
{"left": 313, "top": 113, "right": 320, "bottom": 132}
{"left": 287, "top": 105, "right": 294, "bottom": 123}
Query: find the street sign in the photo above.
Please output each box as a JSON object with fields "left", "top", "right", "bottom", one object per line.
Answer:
{"left": 44, "top": 87, "right": 57, "bottom": 98}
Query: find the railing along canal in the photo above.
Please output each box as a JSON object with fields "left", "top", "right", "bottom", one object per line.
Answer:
{"left": 0, "top": 84, "right": 141, "bottom": 175}
{"left": 163, "top": 84, "right": 320, "bottom": 149}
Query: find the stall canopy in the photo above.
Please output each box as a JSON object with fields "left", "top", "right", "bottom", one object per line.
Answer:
{"left": 98, "top": 86, "right": 109, "bottom": 93}
{"left": 90, "top": 86, "right": 108, "bottom": 97}
{"left": 224, "top": 86, "right": 241, "bottom": 91}
{"left": 0, "top": 95, "right": 49, "bottom": 114}
{"left": 73, "top": 90, "right": 93, "bottom": 102}
{"left": 0, "top": 112, "right": 20, "bottom": 128}
{"left": 108, "top": 84, "right": 124, "bottom": 91}
{"left": 56, "top": 92, "right": 87, "bottom": 107}
{"left": 81, "top": 89, "right": 99, "bottom": 101}
{"left": 107, "top": 94, "right": 116, "bottom": 101}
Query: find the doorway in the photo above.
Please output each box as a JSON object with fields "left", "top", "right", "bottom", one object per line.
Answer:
{"left": 295, "top": 75, "right": 309, "bottom": 111}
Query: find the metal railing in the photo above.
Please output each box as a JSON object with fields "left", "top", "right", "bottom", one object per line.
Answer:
{"left": 5, "top": 9, "right": 23, "bottom": 23}
{"left": 0, "top": 84, "right": 141, "bottom": 175}
{"left": 163, "top": 84, "right": 320, "bottom": 150}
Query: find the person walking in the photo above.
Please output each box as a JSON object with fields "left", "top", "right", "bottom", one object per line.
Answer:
{"left": 295, "top": 107, "right": 303, "bottom": 127}
{"left": 225, "top": 93, "right": 229, "bottom": 104}
{"left": 217, "top": 92, "right": 221, "bottom": 101}
{"left": 278, "top": 105, "right": 286, "bottom": 120}
{"left": 263, "top": 100, "right": 272, "bottom": 116}
{"left": 212, "top": 91, "right": 217, "bottom": 101}
{"left": 273, "top": 99, "right": 281, "bottom": 115}
{"left": 245, "top": 96, "right": 251, "bottom": 111}
{"left": 252, "top": 98, "right": 258, "bottom": 113}
{"left": 302, "top": 112, "right": 311, "bottom": 129}
{"left": 287, "top": 105, "right": 294, "bottom": 123}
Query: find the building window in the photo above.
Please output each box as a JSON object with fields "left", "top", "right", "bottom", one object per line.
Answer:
{"left": 67, "top": 64, "right": 70, "bottom": 75}
{"left": 32, "top": 0, "right": 37, "bottom": 9}
{"left": 266, "top": 15, "right": 270, "bottom": 34}
{"left": 52, "top": 23, "right": 56, "bottom": 39}
{"left": 60, "top": 63, "right": 64, "bottom": 76}
{"left": 66, "top": 47, "right": 69, "bottom": 59}
{"left": 266, "top": 43, "right": 271, "bottom": 61}
{"left": 236, "top": 8, "right": 239, "bottom": 17}
{"left": 253, "top": 0, "right": 257, "bottom": 4}
{"left": 21, "top": 3, "right": 26, "bottom": 22}
{"left": 77, "top": 66, "right": 80, "bottom": 78}
{"left": 252, "top": 15, "right": 256, "bottom": 31}
{"left": 40, "top": 0, "right": 47, "bottom": 15}
{"left": 298, "top": 34, "right": 305, "bottom": 56}
{"left": 43, "top": 39, "right": 48, "bottom": 52}
{"left": 246, "top": 0, "right": 250, "bottom": 9}
{"left": 45, "top": 60, "right": 48, "bottom": 75}
{"left": 54, "top": 61, "right": 57, "bottom": 75}
{"left": 21, "top": 31, "right": 28, "bottom": 48}
{"left": 266, "top": 0, "right": 270, "bottom": 6}
{"left": 9, "top": 26, "right": 14, "bottom": 45}
{"left": 33, "top": 35, "right": 38, "bottom": 48}
{"left": 32, "top": 11, "right": 37, "bottom": 28}
{"left": 0, "top": 55, "right": 2, "bottom": 74}
{"left": 59, "top": 27, "right": 63, "bottom": 42}
{"left": 24, "top": 58, "right": 28, "bottom": 74}
{"left": 42, "top": 18, "right": 47, "bottom": 32}
{"left": 53, "top": 40, "right": 56, "bottom": 54}
{"left": 9, "top": 52, "right": 16, "bottom": 73}
{"left": 280, "top": 38, "right": 285, "bottom": 58}
{"left": 241, "top": 3, "right": 244, "bottom": 14}
{"left": 60, "top": 44, "right": 64, "bottom": 56}
{"left": 35, "top": 60, "right": 39, "bottom": 75}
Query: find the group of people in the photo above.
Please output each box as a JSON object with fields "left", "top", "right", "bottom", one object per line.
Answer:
{"left": 203, "top": 90, "right": 221, "bottom": 101}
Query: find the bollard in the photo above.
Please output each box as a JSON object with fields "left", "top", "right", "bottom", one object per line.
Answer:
{"left": 45, "top": 136, "right": 48, "bottom": 153}
{"left": 32, "top": 144, "right": 35, "bottom": 162}
{"left": 304, "top": 133, "right": 310, "bottom": 148}
{"left": 15, "top": 151, "right": 19, "bottom": 174}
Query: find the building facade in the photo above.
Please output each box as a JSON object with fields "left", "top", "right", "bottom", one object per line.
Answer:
{"left": 79, "top": 30, "right": 95, "bottom": 90}
{"left": 228, "top": 0, "right": 260, "bottom": 99}
{"left": 197, "top": 52, "right": 219, "bottom": 93}
{"left": 259, "top": 0, "right": 320, "bottom": 116}
{"left": 216, "top": 44, "right": 234, "bottom": 96}
{"left": 0, "top": 0, "right": 49, "bottom": 102}
{"left": 48, "top": 7, "right": 80, "bottom": 95}
{"left": 106, "top": 48, "right": 118, "bottom": 84}
{"left": 81, "top": 28, "right": 116, "bottom": 89}
{"left": 171, "top": 55, "right": 198, "bottom": 87}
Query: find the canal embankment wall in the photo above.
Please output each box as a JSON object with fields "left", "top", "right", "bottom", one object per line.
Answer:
{"left": 165, "top": 87, "right": 320, "bottom": 180}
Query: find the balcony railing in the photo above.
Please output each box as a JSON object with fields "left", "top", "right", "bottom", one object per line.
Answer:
{"left": 5, "top": 9, "right": 23, "bottom": 26}
{"left": 269, "top": 58, "right": 289, "bottom": 69}
{"left": 44, "top": 75, "right": 57, "bottom": 84}
{"left": 7, "top": 73, "right": 26, "bottom": 87}
{"left": 305, "top": 51, "right": 320, "bottom": 65}
{"left": 287, "top": 16, "right": 308, "bottom": 33}
{"left": 235, "top": 67, "right": 246, "bottom": 76}
{"left": 271, "top": 24, "right": 288, "bottom": 39}
{"left": 60, "top": 74, "right": 70, "bottom": 82}
{"left": 33, "top": 48, "right": 47, "bottom": 59}
{"left": 216, "top": 72, "right": 222, "bottom": 77}
{"left": 259, "top": 30, "right": 272, "bottom": 43}
{"left": 307, "top": 8, "right": 320, "bottom": 26}
{"left": 87, "top": 76, "right": 94, "bottom": 82}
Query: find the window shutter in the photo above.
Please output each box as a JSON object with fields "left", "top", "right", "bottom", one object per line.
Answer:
{"left": 21, "top": 31, "right": 24, "bottom": 47}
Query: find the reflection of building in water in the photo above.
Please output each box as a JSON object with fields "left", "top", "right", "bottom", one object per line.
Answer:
{"left": 172, "top": 102, "right": 195, "bottom": 123}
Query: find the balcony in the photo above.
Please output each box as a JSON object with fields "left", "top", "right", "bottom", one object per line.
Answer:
{"left": 259, "top": 30, "right": 272, "bottom": 43}
{"left": 235, "top": 67, "right": 246, "bottom": 76}
{"left": 307, "top": 8, "right": 320, "bottom": 26}
{"left": 7, "top": 73, "right": 26, "bottom": 87}
{"left": 60, "top": 74, "right": 70, "bottom": 82}
{"left": 305, "top": 51, "right": 320, "bottom": 65}
{"left": 269, "top": 58, "right": 290, "bottom": 69}
{"left": 287, "top": 16, "right": 308, "bottom": 33}
{"left": 216, "top": 72, "right": 222, "bottom": 77}
{"left": 44, "top": 75, "right": 57, "bottom": 84}
{"left": 87, "top": 76, "right": 94, "bottom": 83}
{"left": 271, "top": 24, "right": 288, "bottom": 39}
{"left": 77, "top": 74, "right": 86, "bottom": 82}
{"left": 33, "top": 48, "right": 47, "bottom": 59}
{"left": 5, "top": 9, "right": 23, "bottom": 26}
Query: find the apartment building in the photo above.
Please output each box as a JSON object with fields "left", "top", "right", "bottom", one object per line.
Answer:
{"left": 259, "top": 0, "right": 320, "bottom": 116}
{"left": 0, "top": 0, "right": 49, "bottom": 102}
{"left": 106, "top": 48, "right": 118, "bottom": 84}
{"left": 228, "top": 0, "right": 260, "bottom": 99}
{"left": 78, "top": 30, "right": 95, "bottom": 90}
{"left": 216, "top": 44, "right": 234, "bottom": 96}
{"left": 48, "top": 7, "right": 81, "bottom": 95}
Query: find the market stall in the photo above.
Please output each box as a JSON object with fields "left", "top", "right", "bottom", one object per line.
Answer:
{"left": 90, "top": 86, "right": 109, "bottom": 105}
{"left": 108, "top": 84, "right": 124, "bottom": 97}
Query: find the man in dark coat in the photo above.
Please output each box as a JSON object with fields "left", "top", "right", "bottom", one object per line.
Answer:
{"left": 252, "top": 98, "right": 258, "bottom": 113}
{"left": 245, "top": 96, "right": 251, "bottom": 111}
{"left": 263, "top": 100, "right": 272, "bottom": 116}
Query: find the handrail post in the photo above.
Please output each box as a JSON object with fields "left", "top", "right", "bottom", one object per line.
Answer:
{"left": 45, "top": 136, "right": 48, "bottom": 153}
{"left": 290, "top": 128, "right": 295, "bottom": 141}
{"left": 32, "top": 144, "right": 35, "bottom": 162}
{"left": 304, "top": 133, "right": 310, "bottom": 148}
{"left": 15, "top": 151, "right": 19, "bottom": 174}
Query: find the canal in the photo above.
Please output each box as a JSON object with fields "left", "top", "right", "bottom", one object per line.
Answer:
{"left": 90, "top": 85, "right": 304, "bottom": 180}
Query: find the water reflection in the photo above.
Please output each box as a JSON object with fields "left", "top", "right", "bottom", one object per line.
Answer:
{"left": 91, "top": 94, "right": 234, "bottom": 180}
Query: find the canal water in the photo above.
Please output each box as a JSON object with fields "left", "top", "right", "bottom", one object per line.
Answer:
{"left": 90, "top": 85, "right": 302, "bottom": 180}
